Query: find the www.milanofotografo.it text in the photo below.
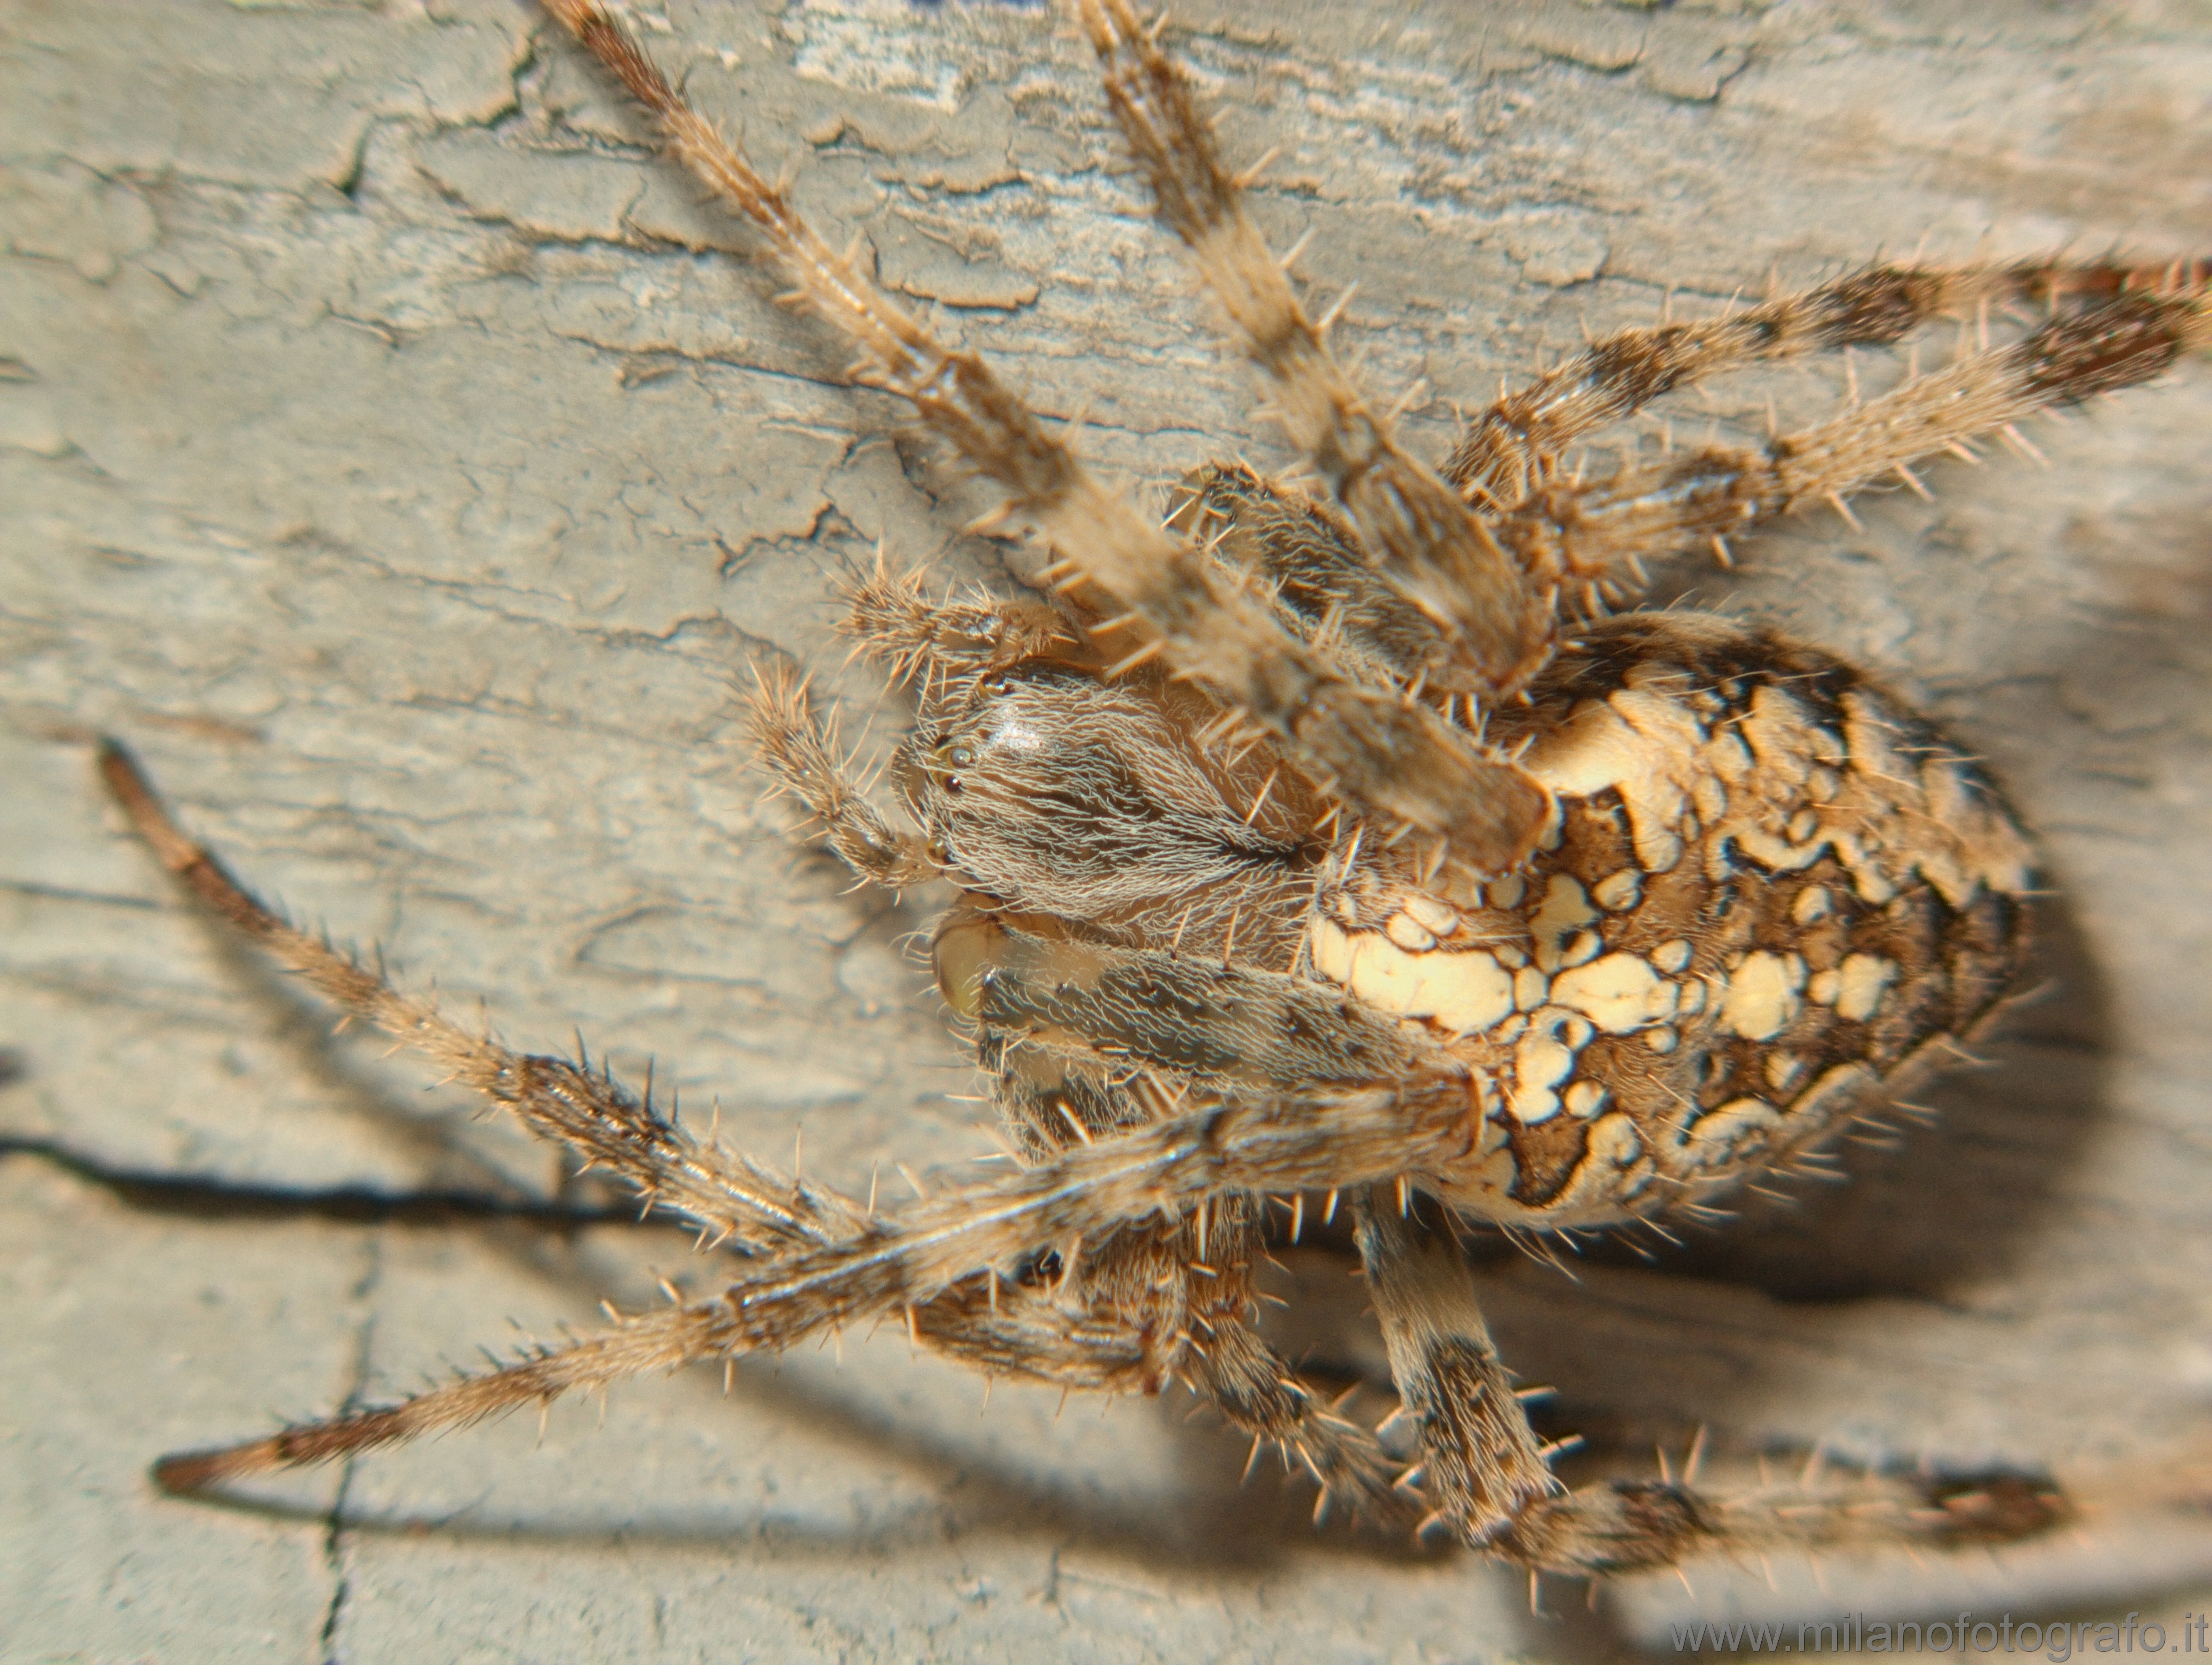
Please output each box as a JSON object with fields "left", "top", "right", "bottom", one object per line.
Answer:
{"left": 1672, "top": 1612, "right": 2212, "bottom": 1657}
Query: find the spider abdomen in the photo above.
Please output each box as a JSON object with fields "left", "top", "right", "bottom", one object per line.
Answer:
{"left": 1312, "top": 613, "right": 2037, "bottom": 1227}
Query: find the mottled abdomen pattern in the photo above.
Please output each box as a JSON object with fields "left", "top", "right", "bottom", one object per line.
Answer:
{"left": 1309, "top": 613, "right": 2035, "bottom": 1227}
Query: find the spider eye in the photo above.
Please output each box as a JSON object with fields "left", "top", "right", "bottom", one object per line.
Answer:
{"left": 950, "top": 744, "right": 975, "bottom": 767}
{"left": 944, "top": 776, "right": 963, "bottom": 794}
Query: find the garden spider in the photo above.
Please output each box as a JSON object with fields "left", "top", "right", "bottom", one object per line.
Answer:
{"left": 12, "top": 0, "right": 2209, "bottom": 1640}
{"left": 86, "top": 0, "right": 2208, "bottom": 1585}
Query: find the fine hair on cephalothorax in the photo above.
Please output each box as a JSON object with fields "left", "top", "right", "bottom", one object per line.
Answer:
{"left": 95, "top": 0, "right": 2207, "bottom": 1588}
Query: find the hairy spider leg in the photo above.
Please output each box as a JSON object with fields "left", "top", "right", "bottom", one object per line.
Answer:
{"left": 1353, "top": 1188, "right": 2068, "bottom": 1575}
{"left": 1353, "top": 1190, "right": 1560, "bottom": 1542}
{"left": 1076, "top": 0, "right": 1554, "bottom": 706}
{"left": 744, "top": 661, "right": 940, "bottom": 890}
{"left": 835, "top": 560, "right": 1078, "bottom": 698}
{"left": 1445, "top": 257, "right": 2212, "bottom": 507}
{"left": 98, "top": 740, "right": 868, "bottom": 1263}
{"left": 1494, "top": 268, "right": 2212, "bottom": 592}
{"left": 1166, "top": 461, "right": 1457, "bottom": 695}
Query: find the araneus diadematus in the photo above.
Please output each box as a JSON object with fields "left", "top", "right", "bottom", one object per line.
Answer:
{"left": 76, "top": 0, "right": 2209, "bottom": 1600}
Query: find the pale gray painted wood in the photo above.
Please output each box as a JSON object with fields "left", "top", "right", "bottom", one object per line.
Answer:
{"left": 4, "top": 2, "right": 2206, "bottom": 1657}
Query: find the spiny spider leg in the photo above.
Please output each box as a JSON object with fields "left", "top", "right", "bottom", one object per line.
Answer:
{"left": 150, "top": 1290, "right": 733, "bottom": 1493}
{"left": 1351, "top": 1189, "right": 2070, "bottom": 1576}
{"left": 743, "top": 662, "right": 941, "bottom": 890}
{"left": 1026, "top": 1195, "right": 1406, "bottom": 1518}
{"left": 1167, "top": 462, "right": 1450, "bottom": 693}
{"left": 972, "top": 978, "right": 1410, "bottom": 1515}
{"left": 147, "top": 1058, "right": 1475, "bottom": 1492}
{"left": 1498, "top": 271, "right": 2211, "bottom": 594}
{"left": 155, "top": 1224, "right": 1402, "bottom": 1519}
{"left": 97, "top": 739, "right": 868, "bottom": 1263}
{"left": 1076, "top": 0, "right": 1554, "bottom": 705}
{"left": 1443, "top": 257, "right": 2208, "bottom": 506}
{"left": 1183, "top": 1305, "right": 1404, "bottom": 1521}
{"left": 544, "top": 0, "right": 1547, "bottom": 870}
{"left": 835, "top": 561, "right": 1077, "bottom": 696}
{"left": 1352, "top": 1189, "right": 1559, "bottom": 1544}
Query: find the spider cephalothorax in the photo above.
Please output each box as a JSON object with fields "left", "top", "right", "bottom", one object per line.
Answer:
{"left": 102, "top": 0, "right": 2206, "bottom": 1581}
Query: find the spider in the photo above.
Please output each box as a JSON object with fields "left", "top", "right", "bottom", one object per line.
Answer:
{"left": 69, "top": 0, "right": 2210, "bottom": 1598}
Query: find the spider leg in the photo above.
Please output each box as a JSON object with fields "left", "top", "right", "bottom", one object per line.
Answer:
{"left": 753, "top": 569, "right": 1104, "bottom": 891}
{"left": 837, "top": 560, "right": 1078, "bottom": 695}
{"left": 1498, "top": 1445, "right": 2073, "bottom": 1579}
{"left": 743, "top": 662, "right": 941, "bottom": 889}
{"left": 1499, "top": 276, "right": 2211, "bottom": 596}
{"left": 149, "top": 1267, "right": 1166, "bottom": 1493}
{"left": 906, "top": 1269, "right": 1150, "bottom": 1392}
{"left": 1167, "top": 461, "right": 1444, "bottom": 691}
{"left": 152, "top": 1216, "right": 1400, "bottom": 1512}
{"left": 1076, "top": 0, "right": 1553, "bottom": 705}
{"left": 1355, "top": 1187, "right": 2070, "bottom": 1574}
{"left": 149, "top": 1296, "right": 736, "bottom": 1492}
{"left": 936, "top": 912, "right": 1464, "bottom": 1102}
{"left": 148, "top": 1043, "right": 1477, "bottom": 1488}
{"left": 545, "top": 0, "right": 1547, "bottom": 871}
{"left": 1352, "top": 1189, "right": 1559, "bottom": 1541}
{"left": 988, "top": 1032, "right": 1407, "bottom": 1517}
{"left": 1054, "top": 1186, "right": 1408, "bottom": 1519}
{"left": 1443, "top": 257, "right": 2204, "bottom": 504}
{"left": 1182, "top": 1290, "right": 1405, "bottom": 1521}
{"left": 98, "top": 738, "right": 875, "bottom": 1260}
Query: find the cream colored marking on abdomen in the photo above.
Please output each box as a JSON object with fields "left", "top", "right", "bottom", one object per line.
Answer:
{"left": 1519, "top": 696, "right": 1693, "bottom": 874}
{"left": 1508, "top": 1007, "right": 1595, "bottom": 1124}
{"left": 1400, "top": 893, "right": 1461, "bottom": 936}
{"left": 1513, "top": 966, "right": 1550, "bottom": 1011}
{"left": 1717, "top": 950, "right": 1807, "bottom": 1041}
{"left": 1528, "top": 874, "right": 1597, "bottom": 972}
{"left": 1307, "top": 918, "right": 1515, "bottom": 1035}
{"left": 1591, "top": 868, "right": 1642, "bottom": 911}
{"left": 1683, "top": 1096, "right": 1784, "bottom": 1171}
{"left": 1547, "top": 952, "right": 1677, "bottom": 1034}
{"left": 1832, "top": 952, "right": 1900, "bottom": 1022}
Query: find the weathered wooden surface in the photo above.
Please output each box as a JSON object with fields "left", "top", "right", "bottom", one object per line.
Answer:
{"left": 2, "top": 1, "right": 2207, "bottom": 1659}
